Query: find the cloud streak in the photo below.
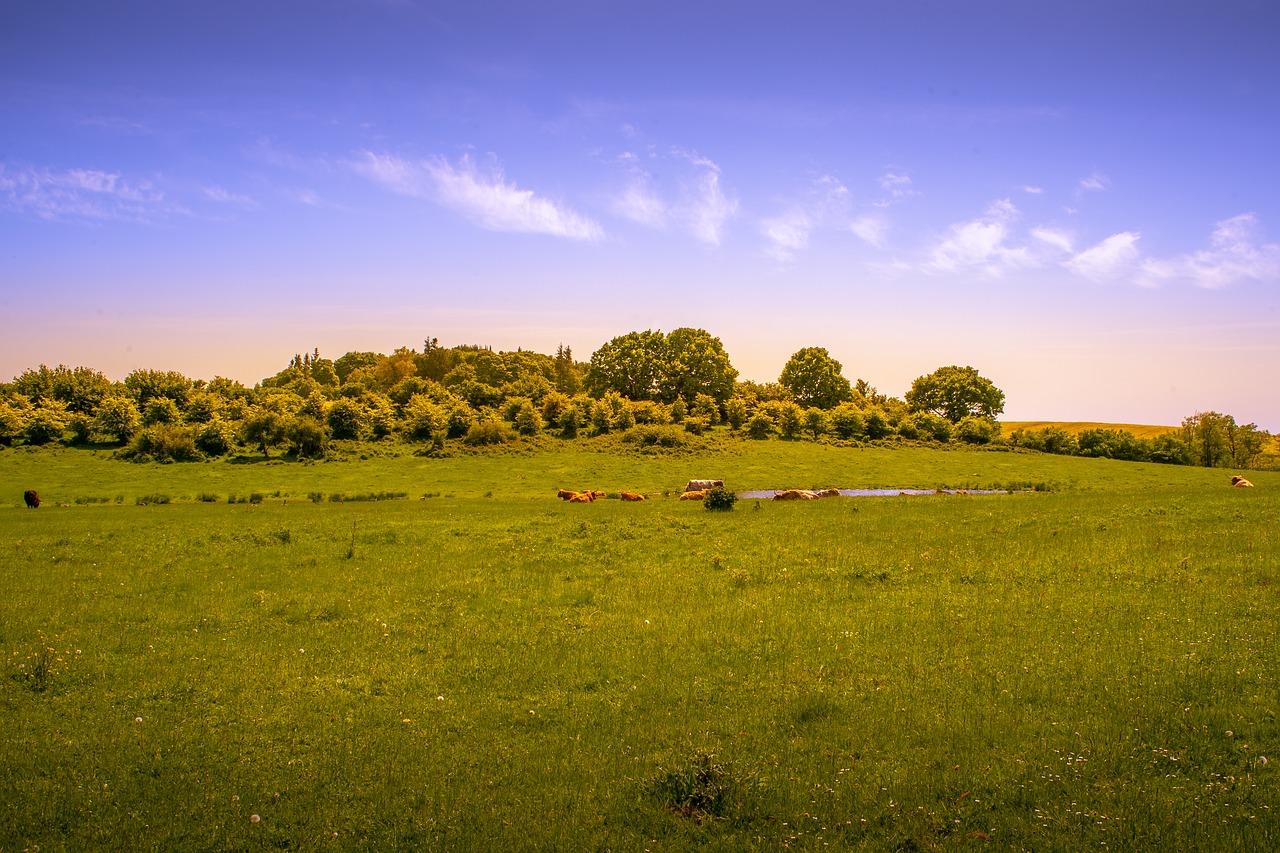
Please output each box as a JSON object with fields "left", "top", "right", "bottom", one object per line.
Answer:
{"left": 0, "top": 164, "right": 171, "bottom": 222}
{"left": 354, "top": 151, "right": 603, "bottom": 241}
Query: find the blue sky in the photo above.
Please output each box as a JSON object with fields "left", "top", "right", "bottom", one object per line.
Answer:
{"left": 3, "top": 0, "right": 1278, "bottom": 428}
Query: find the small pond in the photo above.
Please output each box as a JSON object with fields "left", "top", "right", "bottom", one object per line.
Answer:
{"left": 738, "top": 488, "right": 1008, "bottom": 499}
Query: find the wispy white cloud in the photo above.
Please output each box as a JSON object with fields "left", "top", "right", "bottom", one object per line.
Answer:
{"left": 849, "top": 214, "right": 889, "bottom": 248}
{"left": 1078, "top": 172, "right": 1110, "bottom": 192}
{"left": 204, "top": 185, "right": 258, "bottom": 207}
{"left": 759, "top": 174, "right": 850, "bottom": 261}
{"left": 876, "top": 170, "right": 919, "bottom": 206}
{"left": 1021, "top": 185, "right": 1043, "bottom": 194}
{"left": 1141, "top": 213, "right": 1280, "bottom": 288}
{"left": 1067, "top": 232, "right": 1142, "bottom": 280}
{"left": 925, "top": 198, "right": 1035, "bottom": 276}
{"left": 671, "top": 148, "right": 738, "bottom": 245}
{"left": 1030, "top": 226, "right": 1074, "bottom": 254}
{"left": 0, "top": 164, "right": 171, "bottom": 222}
{"left": 354, "top": 151, "right": 603, "bottom": 241}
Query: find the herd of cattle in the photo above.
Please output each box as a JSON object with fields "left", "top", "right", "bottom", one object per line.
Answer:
{"left": 557, "top": 480, "right": 846, "bottom": 503}
{"left": 16, "top": 474, "right": 1261, "bottom": 510}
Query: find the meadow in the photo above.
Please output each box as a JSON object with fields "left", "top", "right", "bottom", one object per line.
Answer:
{"left": 1, "top": 441, "right": 1276, "bottom": 850}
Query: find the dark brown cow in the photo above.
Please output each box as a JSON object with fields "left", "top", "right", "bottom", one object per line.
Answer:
{"left": 23, "top": 490, "right": 41, "bottom": 508}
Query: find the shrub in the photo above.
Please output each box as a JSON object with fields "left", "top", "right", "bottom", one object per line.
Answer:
{"left": 67, "top": 413, "right": 93, "bottom": 445}
{"left": 23, "top": 403, "right": 69, "bottom": 445}
{"left": 142, "top": 396, "right": 182, "bottom": 427}
{"left": 194, "top": 419, "right": 236, "bottom": 456}
{"left": 289, "top": 416, "right": 329, "bottom": 458}
{"left": 326, "top": 398, "right": 366, "bottom": 440}
{"left": 196, "top": 493, "right": 219, "bottom": 502}
{"left": 464, "top": 419, "right": 517, "bottom": 446}
{"left": 403, "top": 395, "right": 449, "bottom": 442}
{"left": 127, "top": 424, "right": 200, "bottom": 462}
{"left": 745, "top": 411, "right": 774, "bottom": 440}
{"left": 704, "top": 486, "right": 738, "bottom": 511}
{"left": 621, "top": 424, "right": 686, "bottom": 449}
{"left": 828, "top": 403, "right": 866, "bottom": 440}
{"left": 724, "top": 397, "right": 747, "bottom": 430}
{"left": 514, "top": 400, "right": 543, "bottom": 436}
{"left": 955, "top": 416, "right": 1000, "bottom": 445}
{"left": 683, "top": 417, "right": 709, "bottom": 436}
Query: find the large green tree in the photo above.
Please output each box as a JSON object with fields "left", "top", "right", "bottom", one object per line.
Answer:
{"left": 905, "top": 365, "right": 1005, "bottom": 424}
{"left": 585, "top": 330, "right": 669, "bottom": 401}
{"left": 778, "top": 347, "right": 854, "bottom": 410}
{"left": 661, "top": 328, "right": 738, "bottom": 404}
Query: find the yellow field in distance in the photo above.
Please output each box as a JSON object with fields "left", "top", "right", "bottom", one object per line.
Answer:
{"left": 1001, "top": 421, "right": 1179, "bottom": 439}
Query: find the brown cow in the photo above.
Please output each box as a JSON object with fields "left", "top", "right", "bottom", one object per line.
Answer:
{"left": 569, "top": 493, "right": 594, "bottom": 503}
{"left": 1231, "top": 476, "right": 1255, "bottom": 488}
{"left": 589, "top": 490, "right": 607, "bottom": 500}
{"left": 679, "top": 489, "right": 710, "bottom": 501}
{"left": 619, "top": 491, "right": 646, "bottom": 501}
{"left": 23, "top": 489, "right": 41, "bottom": 509}
{"left": 814, "top": 489, "right": 842, "bottom": 498}
{"left": 557, "top": 489, "right": 577, "bottom": 500}
{"left": 773, "top": 489, "right": 818, "bottom": 501}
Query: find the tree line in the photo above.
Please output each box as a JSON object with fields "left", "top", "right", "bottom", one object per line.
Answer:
{"left": 0, "top": 329, "right": 1272, "bottom": 470}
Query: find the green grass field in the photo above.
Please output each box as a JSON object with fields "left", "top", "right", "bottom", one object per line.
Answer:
{"left": 2, "top": 441, "right": 1276, "bottom": 850}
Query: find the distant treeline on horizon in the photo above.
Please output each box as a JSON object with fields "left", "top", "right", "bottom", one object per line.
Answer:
{"left": 1, "top": 329, "right": 1274, "bottom": 472}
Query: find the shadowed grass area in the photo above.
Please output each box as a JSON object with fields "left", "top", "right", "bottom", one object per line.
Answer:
{"left": 1, "top": 443, "right": 1276, "bottom": 849}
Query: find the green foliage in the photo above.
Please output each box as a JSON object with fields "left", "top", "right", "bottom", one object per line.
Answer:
{"left": 403, "top": 394, "right": 450, "bottom": 442}
{"left": 142, "top": 396, "right": 181, "bottom": 427}
{"left": 827, "top": 402, "right": 866, "bottom": 440}
{"left": 11, "top": 364, "right": 113, "bottom": 413}
{"left": 774, "top": 401, "right": 804, "bottom": 439}
{"left": 898, "top": 410, "right": 950, "bottom": 442}
{"left": 620, "top": 424, "right": 687, "bottom": 449}
{"left": 0, "top": 397, "right": 28, "bottom": 445}
{"left": 24, "top": 402, "right": 69, "bottom": 445}
{"left": 513, "top": 399, "right": 543, "bottom": 436}
{"left": 1181, "top": 411, "right": 1269, "bottom": 469}
{"left": 92, "top": 395, "right": 141, "bottom": 443}
{"left": 326, "top": 397, "right": 366, "bottom": 440}
{"left": 183, "top": 391, "right": 222, "bottom": 424}
{"left": 662, "top": 327, "right": 738, "bottom": 404}
{"left": 778, "top": 346, "right": 854, "bottom": 409}
{"left": 803, "top": 407, "right": 826, "bottom": 439}
{"left": 906, "top": 364, "right": 1005, "bottom": 423}
{"left": 240, "top": 408, "right": 288, "bottom": 457}
{"left": 629, "top": 400, "right": 668, "bottom": 426}
{"left": 124, "top": 368, "right": 192, "bottom": 407}
{"left": 955, "top": 415, "right": 1001, "bottom": 445}
{"left": 289, "top": 416, "right": 329, "bottom": 458}
{"left": 194, "top": 418, "right": 236, "bottom": 456}
{"left": 745, "top": 410, "right": 773, "bottom": 440}
{"left": 126, "top": 423, "right": 200, "bottom": 462}
{"left": 586, "top": 330, "right": 668, "bottom": 400}
{"left": 703, "top": 486, "right": 738, "bottom": 511}
{"left": 724, "top": 396, "right": 747, "bottom": 430}
{"left": 463, "top": 418, "right": 517, "bottom": 446}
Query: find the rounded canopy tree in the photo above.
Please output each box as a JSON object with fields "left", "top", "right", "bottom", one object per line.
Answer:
{"left": 778, "top": 347, "right": 854, "bottom": 410}
{"left": 905, "top": 365, "right": 1004, "bottom": 424}
{"left": 587, "top": 328, "right": 738, "bottom": 405}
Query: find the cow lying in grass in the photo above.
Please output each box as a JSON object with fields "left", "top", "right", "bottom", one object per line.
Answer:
{"left": 679, "top": 489, "right": 710, "bottom": 501}
{"left": 558, "top": 489, "right": 611, "bottom": 502}
{"left": 772, "top": 489, "right": 842, "bottom": 501}
{"left": 1231, "top": 475, "right": 1255, "bottom": 488}
{"left": 619, "top": 491, "right": 646, "bottom": 501}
